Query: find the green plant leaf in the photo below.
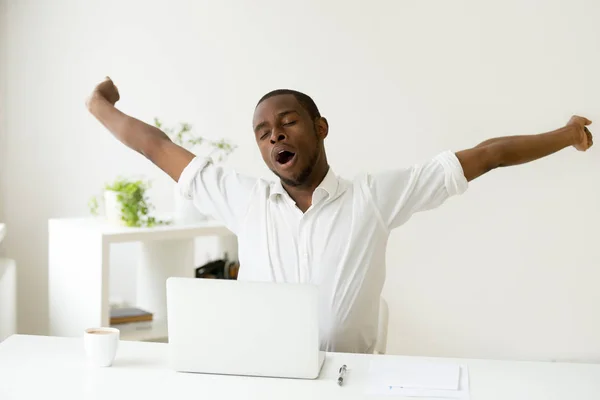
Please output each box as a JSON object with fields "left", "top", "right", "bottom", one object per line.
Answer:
{"left": 153, "top": 116, "right": 236, "bottom": 163}
{"left": 88, "top": 196, "right": 99, "bottom": 216}
{"left": 90, "top": 176, "right": 170, "bottom": 228}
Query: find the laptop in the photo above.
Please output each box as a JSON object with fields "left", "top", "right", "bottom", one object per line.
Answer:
{"left": 165, "top": 277, "right": 326, "bottom": 379}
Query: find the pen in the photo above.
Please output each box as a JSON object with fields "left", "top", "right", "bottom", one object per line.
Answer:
{"left": 337, "top": 364, "right": 347, "bottom": 386}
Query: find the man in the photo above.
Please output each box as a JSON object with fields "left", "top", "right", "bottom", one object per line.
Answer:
{"left": 86, "top": 77, "right": 593, "bottom": 354}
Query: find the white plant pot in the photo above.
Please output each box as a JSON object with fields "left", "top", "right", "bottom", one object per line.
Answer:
{"left": 173, "top": 184, "right": 208, "bottom": 224}
{"left": 104, "top": 190, "right": 124, "bottom": 226}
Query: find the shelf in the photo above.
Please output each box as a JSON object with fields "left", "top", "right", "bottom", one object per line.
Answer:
{"left": 0, "top": 257, "right": 17, "bottom": 341}
{"left": 116, "top": 319, "right": 168, "bottom": 342}
{"left": 48, "top": 215, "right": 233, "bottom": 244}
{"left": 49, "top": 215, "right": 234, "bottom": 340}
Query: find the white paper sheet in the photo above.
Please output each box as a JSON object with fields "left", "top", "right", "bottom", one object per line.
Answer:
{"left": 365, "top": 359, "right": 470, "bottom": 399}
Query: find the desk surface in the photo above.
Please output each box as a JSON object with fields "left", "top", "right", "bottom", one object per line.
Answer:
{"left": 1, "top": 334, "right": 599, "bottom": 399}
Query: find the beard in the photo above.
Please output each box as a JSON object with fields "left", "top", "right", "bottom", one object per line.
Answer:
{"left": 272, "top": 145, "right": 321, "bottom": 188}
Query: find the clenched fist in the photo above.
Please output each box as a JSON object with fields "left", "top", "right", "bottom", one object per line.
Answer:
{"left": 567, "top": 115, "right": 593, "bottom": 151}
{"left": 86, "top": 76, "right": 120, "bottom": 110}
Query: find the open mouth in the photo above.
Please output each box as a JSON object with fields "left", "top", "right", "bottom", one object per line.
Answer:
{"left": 276, "top": 150, "right": 296, "bottom": 165}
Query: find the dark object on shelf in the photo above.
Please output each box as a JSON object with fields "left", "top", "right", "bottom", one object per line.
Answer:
{"left": 195, "top": 259, "right": 226, "bottom": 279}
{"left": 224, "top": 261, "right": 240, "bottom": 279}
{"left": 110, "top": 307, "right": 153, "bottom": 325}
{"left": 195, "top": 255, "right": 239, "bottom": 280}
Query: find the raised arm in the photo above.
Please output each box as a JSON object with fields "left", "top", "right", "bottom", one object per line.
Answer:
{"left": 85, "top": 77, "right": 195, "bottom": 182}
{"left": 455, "top": 116, "right": 594, "bottom": 182}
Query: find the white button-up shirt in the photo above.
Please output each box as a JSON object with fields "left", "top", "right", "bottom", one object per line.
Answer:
{"left": 178, "top": 150, "right": 468, "bottom": 354}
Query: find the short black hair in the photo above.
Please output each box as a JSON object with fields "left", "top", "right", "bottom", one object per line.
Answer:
{"left": 256, "top": 89, "right": 321, "bottom": 121}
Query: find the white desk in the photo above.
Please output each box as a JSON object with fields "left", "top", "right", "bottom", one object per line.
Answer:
{"left": 1, "top": 335, "right": 599, "bottom": 399}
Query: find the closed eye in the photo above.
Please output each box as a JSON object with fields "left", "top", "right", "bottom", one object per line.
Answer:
{"left": 260, "top": 131, "right": 270, "bottom": 140}
{"left": 283, "top": 120, "right": 297, "bottom": 126}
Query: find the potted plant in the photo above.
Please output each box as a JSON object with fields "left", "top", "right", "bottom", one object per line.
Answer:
{"left": 154, "top": 118, "right": 236, "bottom": 162}
{"left": 153, "top": 118, "right": 236, "bottom": 223}
{"left": 89, "top": 177, "right": 167, "bottom": 227}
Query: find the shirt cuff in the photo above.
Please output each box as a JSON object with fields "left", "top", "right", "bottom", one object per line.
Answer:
{"left": 177, "top": 157, "right": 212, "bottom": 200}
{"left": 434, "top": 150, "right": 469, "bottom": 197}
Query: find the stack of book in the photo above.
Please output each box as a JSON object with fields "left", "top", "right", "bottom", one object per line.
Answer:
{"left": 109, "top": 307, "right": 153, "bottom": 332}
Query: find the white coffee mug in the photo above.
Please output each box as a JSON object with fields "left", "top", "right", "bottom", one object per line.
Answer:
{"left": 84, "top": 327, "right": 119, "bottom": 367}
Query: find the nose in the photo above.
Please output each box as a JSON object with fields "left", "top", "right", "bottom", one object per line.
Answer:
{"left": 269, "top": 129, "right": 287, "bottom": 144}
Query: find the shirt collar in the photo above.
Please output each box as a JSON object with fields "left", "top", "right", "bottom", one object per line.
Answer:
{"left": 269, "top": 167, "right": 339, "bottom": 205}
{"left": 312, "top": 167, "right": 339, "bottom": 204}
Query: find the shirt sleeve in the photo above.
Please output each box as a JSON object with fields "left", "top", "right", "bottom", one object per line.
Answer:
{"left": 367, "top": 150, "right": 468, "bottom": 230}
{"left": 177, "top": 157, "right": 258, "bottom": 234}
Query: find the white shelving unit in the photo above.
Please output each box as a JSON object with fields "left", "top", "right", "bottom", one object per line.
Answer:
{"left": 117, "top": 318, "right": 169, "bottom": 342}
{"left": 48, "top": 216, "right": 234, "bottom": 342}
{"left": 0, "top": 223, "right": 17, "bottom": 342}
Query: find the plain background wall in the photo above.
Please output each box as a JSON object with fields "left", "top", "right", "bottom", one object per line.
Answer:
{"left": 1, "top": 0, "right": 599, "bottom": 362}
{"left": 0, "top": 0, "right": 6, "bottom": 237}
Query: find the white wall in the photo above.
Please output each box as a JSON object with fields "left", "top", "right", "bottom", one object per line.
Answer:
{"left": 2, "top": 0, "right": 600, "bottom": 362}
{"left": 0, "top": 0, "right": 7, "bottom": 231}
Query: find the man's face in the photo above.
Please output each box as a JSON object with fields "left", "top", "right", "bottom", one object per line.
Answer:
{"left": 253, "top": 94, "right": 328, "bottom": 187}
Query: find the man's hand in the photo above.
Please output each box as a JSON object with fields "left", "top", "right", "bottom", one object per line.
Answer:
{"left": 456, "top": 115, "right": 594, "bottom": 182}
{"left": 85, "top": 76, "right": 196, "bottom": 182}
{"left": 86, "top": 77, "right": 120, "bottom": 110}
{"left": 567, "top": 115, "right": 593, "bottom": 151}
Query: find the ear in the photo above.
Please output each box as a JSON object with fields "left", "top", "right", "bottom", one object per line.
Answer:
{"left": 315, "top": 117, "right": 329, "bottom": 139}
